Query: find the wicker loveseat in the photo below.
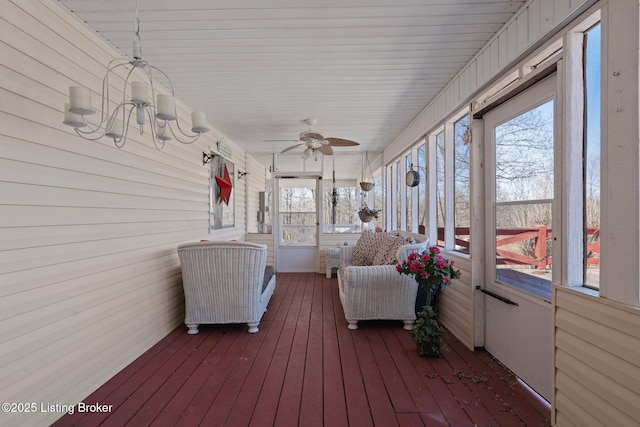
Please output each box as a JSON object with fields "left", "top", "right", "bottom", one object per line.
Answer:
{"left": 177, "top": 241, "right": 276, "bottom": 334}
{"left": 337, "top": 230, "right": 428, "bottom": 330}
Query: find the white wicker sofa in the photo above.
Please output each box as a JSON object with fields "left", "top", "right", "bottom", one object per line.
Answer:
{"left": 337, "top": 230, "right": 428, "bottom": 330}
{"left": 177, "top": 241, "right": 276, "bottom": 334}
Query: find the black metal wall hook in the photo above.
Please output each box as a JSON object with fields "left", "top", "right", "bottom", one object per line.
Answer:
{"left": 203, "top": 152, "right": 216, "bottom": 165}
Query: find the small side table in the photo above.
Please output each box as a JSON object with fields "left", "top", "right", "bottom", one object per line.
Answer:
{"left": 325, "top": 248, "right": 341, "bottom": 278}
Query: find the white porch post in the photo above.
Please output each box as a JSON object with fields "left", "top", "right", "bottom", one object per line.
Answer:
{"left": 601, "top": 1, "right": 640, "bottom": 305}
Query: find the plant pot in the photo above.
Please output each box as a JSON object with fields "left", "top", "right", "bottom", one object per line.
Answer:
{"left": 359, "top": 181, "right": 374, "bottom": 192}
{"left": 415, "top": 285, "right": 427, "bottom": 316}
{"left": 416, "top": 282, "right": 441, "bottom": 316}
{"left": 358, "top": 211, "right": 374, "bottom": 222}
{"left": 417, "top": 343, "right": 441, "bottom": 358}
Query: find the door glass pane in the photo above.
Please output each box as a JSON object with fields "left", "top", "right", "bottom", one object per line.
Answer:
{"left": 495, "top": 101, "right": 554, "bottom": 203}
{"left": 495, "top": 203, "right": 553, "bottom": 297}
{"left": 279, "top": 178, "right": 317, "bottom": 246}
{"left": 494, "top": 100, "right": 554, "bottom": 291}
{"left": 436, "top": 132, "right": 445, "bottom": 246}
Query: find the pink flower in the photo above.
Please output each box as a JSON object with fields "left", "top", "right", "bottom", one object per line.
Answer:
{"left": 396, "top": 247, "right": 462, "bottom": 283}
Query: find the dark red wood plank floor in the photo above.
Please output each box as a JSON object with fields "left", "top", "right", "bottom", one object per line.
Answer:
{"left": 53, "top": 273, "right": 551, "bottom": 426}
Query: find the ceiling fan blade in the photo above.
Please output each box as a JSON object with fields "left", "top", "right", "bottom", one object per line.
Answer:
{"left": 265, "top": 139, "right": 301, "bottom": 143}
{"left": 318, "top": 145, "right": 334, "bottom": 155}
{"left": 326, "top": 137, "right": 360, "bottom": 147}
{"left": 281, "top": 143, "right": 305, "bottom": 153}
{"left": 304, "top": 132, "right": 325, "bottom": 141}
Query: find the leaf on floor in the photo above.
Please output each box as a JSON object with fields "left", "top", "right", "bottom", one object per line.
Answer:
{"left": 453, "top": 369, "right": 489, "bottom": 383}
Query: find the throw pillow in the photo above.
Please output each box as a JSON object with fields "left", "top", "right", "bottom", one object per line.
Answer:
{"left": 352, "top": 230, "right": 378, "bottom": 266}
{"left": 371, "top": 234, "right": 411, "bottom": 265}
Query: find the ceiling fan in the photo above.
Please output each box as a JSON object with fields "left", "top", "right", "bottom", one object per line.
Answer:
{"left": 266, "top": 118, "right": 360, "bottom": 159}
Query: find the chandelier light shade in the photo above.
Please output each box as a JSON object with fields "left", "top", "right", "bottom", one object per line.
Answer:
{"left": 63, "top": 0, "right": 209, "bottom": 150}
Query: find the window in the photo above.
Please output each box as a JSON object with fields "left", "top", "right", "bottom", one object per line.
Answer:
{"left": 406, "top": 153, "right": 413, "bottom": 231}
{"left": 396, "top": 160, "right": 402, "bottom": 231}
{"left": 417, "top": 143, "right": 426, "bottom": 233}
{"left": 386, "top": 164, "right": 394, "bottom": 231}
{"left": 584, "top": 23, "right": 601, "bottom": 289}
{"left": 435, "top": 131, "right": 446, "bottom": 246}
{"left": 322, "top": 186, "right": 357, "bottom": 231}
{"left": 454, "top": 115, "right": 471, "bottom": 253}
{"left": 373, "top": 174, "right": 383, "bottom": 230}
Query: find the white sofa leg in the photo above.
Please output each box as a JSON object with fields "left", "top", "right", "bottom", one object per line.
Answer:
{"left": 402, "top": 320, "right": 414, "bottom": 331}
{"left": 247, "top": 322, "right": 259, "bottom": 333}
{"left": 347, "top": 320, "right": 358, "bottom": 330}
{"left": 186, "top": 323, "right": 199, "bottom": 335}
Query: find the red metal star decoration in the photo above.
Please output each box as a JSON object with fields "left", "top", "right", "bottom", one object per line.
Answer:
{"left": 215, "top": 164, "right": 233, "bottom": 205}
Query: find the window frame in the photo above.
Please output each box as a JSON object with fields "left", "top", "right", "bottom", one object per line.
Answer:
{"left": 561, "top": 15, "right": 603, "bottom": 292}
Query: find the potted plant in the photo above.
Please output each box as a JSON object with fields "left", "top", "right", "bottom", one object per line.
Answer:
{"left": 357, "top": 206, "right": 381, "bottom": 223}
{"left": 396, "top": 246, "right": 461, "bottom": 357}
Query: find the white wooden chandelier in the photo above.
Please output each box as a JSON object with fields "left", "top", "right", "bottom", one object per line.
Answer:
{"left": 62, "top": 0, "right": 209, "bottom": 150}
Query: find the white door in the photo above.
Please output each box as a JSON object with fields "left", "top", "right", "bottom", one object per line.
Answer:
{"left": 275, "top": 176, "right": 320, "bottom": 272}
{"left": 482, "top": 75, "right": 557, "bottom": 402}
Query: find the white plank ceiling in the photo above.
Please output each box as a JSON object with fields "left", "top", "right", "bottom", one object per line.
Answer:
{"left": 56, "top": 0, "right": 525, "bottom": 167}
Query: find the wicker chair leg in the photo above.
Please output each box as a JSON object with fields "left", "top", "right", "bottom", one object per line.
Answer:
{"left": 402, "top": 320, "right": 414, "bottom": 331}
{"left": 347, "top": 320, "right": 358, "bottom": 330}
{"left": 247, "top": 322, "right": 259, "bottom": 333}
{"left": 186, "top": 323, "right": 199, "bottom": 335}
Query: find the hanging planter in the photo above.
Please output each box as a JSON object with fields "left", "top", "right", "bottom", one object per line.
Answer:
{"left": 359, "top": 181, "right": 374, "bottom": 192}
{"left": 358, "top": 206, "right": 381, "bottom": 223}
{"left": 359, "top": 151, "right": 375, "bottom": 193}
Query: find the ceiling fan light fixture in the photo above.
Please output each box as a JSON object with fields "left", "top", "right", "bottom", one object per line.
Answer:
{"left": 302, "top": 147, "right": 313, "bottom": 160}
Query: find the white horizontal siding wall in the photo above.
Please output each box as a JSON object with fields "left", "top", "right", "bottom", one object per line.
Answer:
{"left": 0, "top": 1, "right": 246, "bottom": 425}
{"left": 439, "top": 254, "right": 473, "bottom": 348}
{"left": 554, "top": 287, "right": 640, "bottom": 426}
